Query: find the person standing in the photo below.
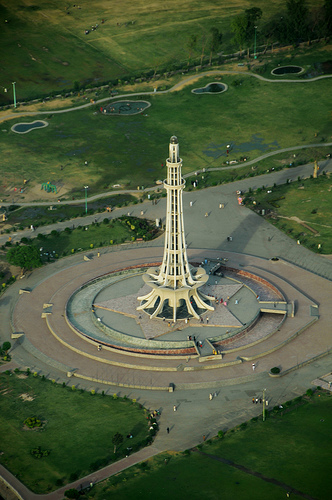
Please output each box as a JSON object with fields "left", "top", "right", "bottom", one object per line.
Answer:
{"left": 252, "top": 363, "right": 256, "bottom": 371}
{"left": 167, "top": 427, "right": 170, "bottom": 434}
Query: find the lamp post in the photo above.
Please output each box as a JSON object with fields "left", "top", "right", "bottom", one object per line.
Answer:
{"left": 84, "top": 186, "right": 89, "bottom": 214}
{"left": 12, "top": 82, "right": 16, "bottom": 108}
{"left": 262, "top": 388, "right": 266, "bottom": 421}
{"left": 254, "top": 26, "right": 257, "bottom": 59}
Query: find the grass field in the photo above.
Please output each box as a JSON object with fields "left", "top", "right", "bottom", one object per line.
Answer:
{"left": 3, "top": 0, "right": 324, "bottom": 104}
{"left": 1, "top": 193, "right": 137, "bottom": 228}
{"left": 91, "top": 391, "right": 331, "bottom": 500}
{"left": 244, "top": 173, "right": 332, "bottom": 253}
{"left": 0, "top": 370, "right": 153, "bottom": 494}
{"left": 1, "top": 71, "right": 331, "bottom": 201}
{"left": 24, "top": 215, "right": 160, "bottom": 259}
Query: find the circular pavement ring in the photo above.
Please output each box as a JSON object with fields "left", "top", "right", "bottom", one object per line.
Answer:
{"left": 11, "top": 248, "right": 317, "bottom": 389}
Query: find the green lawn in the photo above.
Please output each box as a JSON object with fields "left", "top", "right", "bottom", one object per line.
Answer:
{"left": 1, "top": 73, "right": 331, "bottom": 200}
{"left": 0, "top": 371, "right": 153, "bottom": 494}
{"left": 27, "top": 215, "right": 160, "bottom": 259}
{"left": 244, "top": 174, "right": 332, "bottom": 253}
{"left": 1, "top": 0, "right": 314, "bottom": 103}
{"left": 2, "top": 193, "right": 137, "bottom": 229}
{"left": 91, "top": 392, "right": 331, "bottom": 500}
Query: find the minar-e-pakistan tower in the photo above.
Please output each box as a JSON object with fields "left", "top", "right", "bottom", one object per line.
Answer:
{"left": 137, "top": 136, "right": 214, "bottom": 322}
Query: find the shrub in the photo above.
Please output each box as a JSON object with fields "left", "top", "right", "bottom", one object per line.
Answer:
{"left": 24, "top": 416, "right": 42, "bottom": 428}
{"left": 218, "top": 430, "right": 224, "bottom": 438}
{"left": 306, "top": 388, "right": 313, "bottom": 397}
{"left": 64, "top": 488, "right": 80, "bottom": 499}
{"left": 270, "top": 366, "right": 280, "bottom": 374}
{"left": 2, "top": 341, "right": 11, "bottom": 352}
{"left": 31, "top": 446, "right": 50, "bottom": 458}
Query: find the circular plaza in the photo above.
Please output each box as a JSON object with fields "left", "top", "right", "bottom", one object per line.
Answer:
{"left": 11, "top": 245, "right": 319, "bottom": 390}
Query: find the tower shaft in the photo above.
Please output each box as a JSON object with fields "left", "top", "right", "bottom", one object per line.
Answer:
{"left": 137, "top": 136, "right": 214, "bottom": 322}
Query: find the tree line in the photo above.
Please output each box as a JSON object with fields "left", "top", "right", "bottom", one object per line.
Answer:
{"left": 186, "top": 0, "right": 332, "bottom": 63}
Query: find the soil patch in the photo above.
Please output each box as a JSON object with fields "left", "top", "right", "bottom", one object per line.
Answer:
{"left": 20, "top": 393, "right": 35, "bottom": 401}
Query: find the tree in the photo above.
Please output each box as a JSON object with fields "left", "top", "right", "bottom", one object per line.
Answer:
{"left": 7, "top": 245, "right": 42, "bottom": 274}
{"left": 231, "top": 14, "right": 248, "bottom": 52}
{"left": 286, "top": 0, "right": 309, "bottom": 43}
{"left": 112, "top": 432, "right": 123, "bottom": 453}
{"left": 200, "top": 32, "right": 208, "bottom": 65}
{"left": 64, "top": 489, "right": 80, "bottom": 499}
{"left": 244, "top": 7, "right": 262, "bottom": 41}
{"left": 2, "top": 342, "right": 11, "bottom": 353}
{"left": 208, "top": 27, "right": 222, "bottom": 65}
{"left": 186, "top": 34, "right": 197, "bottom": 65}
{"left": 323, "top": 0, "right": 332, "bottom": 37}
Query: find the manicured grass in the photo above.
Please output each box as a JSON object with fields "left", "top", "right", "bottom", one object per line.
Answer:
{"left": 1, "top": 73, "right": 331, "bottom": 200}
{"left": 91, "top": 392, "right": 331, "bottom": 500}
{"left": 1, "top": 216, "right": 160, "bottom": 264}
{"left": 0, "top": 371, "right": 152, "bottom": 494}
{"left": 0, "top": 0, "right": 298, "bottom": 103}
{"left": 244, "top": 173, "right": 332, "bottom": 253}
{"left": 2, "top": 194, "right": 137, "bottom": 229}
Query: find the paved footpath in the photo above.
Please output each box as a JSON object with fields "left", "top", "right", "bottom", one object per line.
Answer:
{"left": 1, "top": 162, "right": 332, "bottom": 499}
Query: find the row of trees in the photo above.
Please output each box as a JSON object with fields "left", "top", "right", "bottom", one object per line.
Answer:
{"left": 186, "top": 0, "right": 332, "bottom": 63}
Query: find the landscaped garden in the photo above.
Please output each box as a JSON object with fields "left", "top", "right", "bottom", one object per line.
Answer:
{"left": 1, "top": 70, "right": 331, "bottom": 201}
{"left": 0, "top": 370, "right": 157, "bottom": 494}
{"left": 243, "top": 172, "right": 332, "bottom": 254}
{"left": 89, "top": 390, "right": 332, "bottom": 500}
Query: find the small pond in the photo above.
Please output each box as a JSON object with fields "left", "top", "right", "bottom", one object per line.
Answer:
{"left": 101, "top": 100, "right": 151, "bottom": 115}
{"left": 271, "top": 66, "right": 303, "bottom": 76}
{"left": 192, "top": 82, "right": 228, "bottom": 94}
{"left": 11, "top": 120, "right": 48, "bottom": 134}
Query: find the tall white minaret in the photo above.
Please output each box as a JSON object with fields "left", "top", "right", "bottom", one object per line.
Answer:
{"left": 137, "top": 136, "right": 214, "bottom": 322}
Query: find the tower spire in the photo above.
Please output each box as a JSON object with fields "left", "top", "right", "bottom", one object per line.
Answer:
{"left": 137, "top": 136, "right": 214, "bottom": 322}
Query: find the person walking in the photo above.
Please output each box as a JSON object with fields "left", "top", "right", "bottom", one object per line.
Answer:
{"left": 167, "top": 427, "right": 170, "bottom": 434}
{"left": 173, "top": 405, "right": 177, "bottom": 412}
{"left": 209, "top": 393, "right": 213, "bottom": 401}
{"left": 252, "top": 363, "right": 256, "bottom": 371}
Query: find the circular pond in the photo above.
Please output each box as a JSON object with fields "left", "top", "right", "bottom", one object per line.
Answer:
{"left": 271, "top": 65, "right": 303, "bottom": 76}
{"left": 11, "top": 120, "right": 48, "bottom": 134}
{"left": 192, "top": 82, "right": 228, "bottom": 94}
